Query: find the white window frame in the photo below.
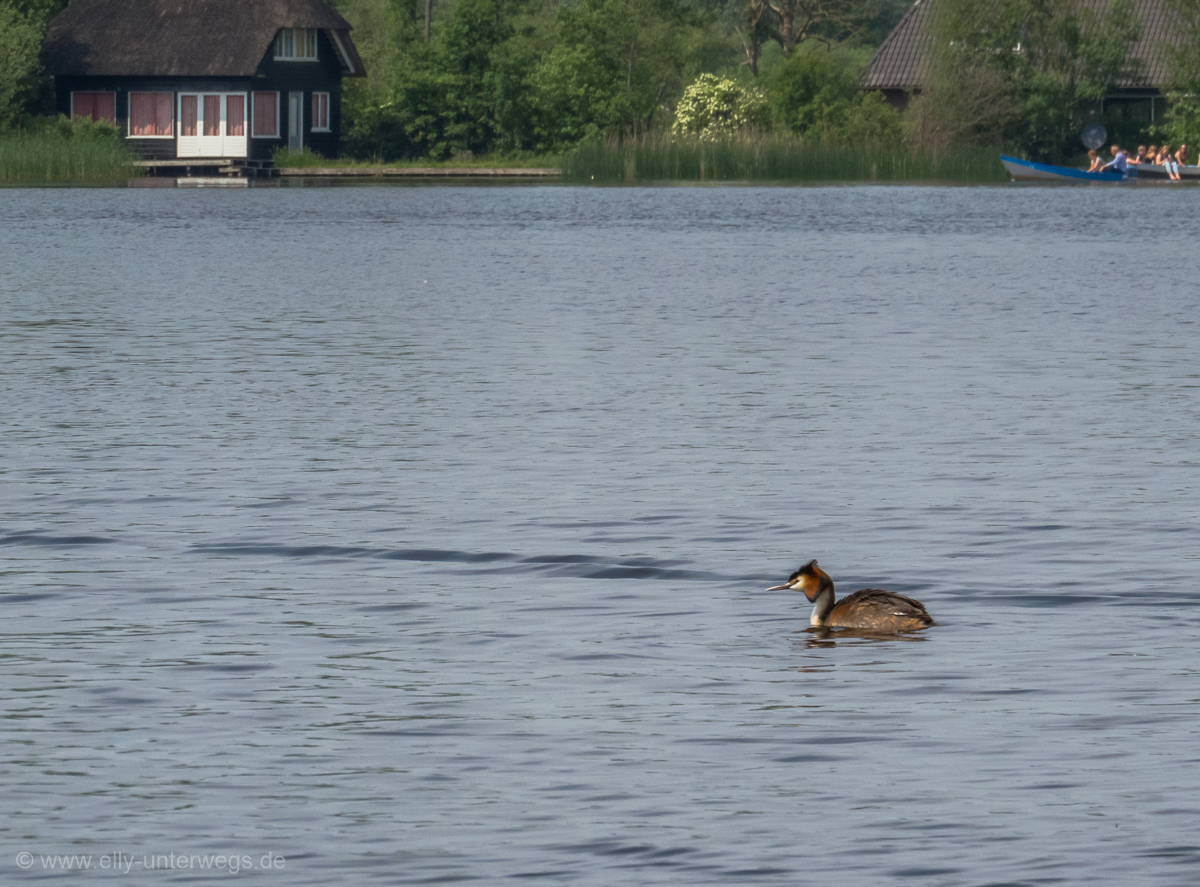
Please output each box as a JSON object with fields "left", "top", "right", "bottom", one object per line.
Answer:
{"left": 311, "top": 92, "right": 330, "bottom": 132}
{"left": 274, "top": 28, "right": 318, "bottom": 61}
{"left": 126, "top": 92, "right": 174, "bottom": 138}
{"left": 251, "top": 91, "right": 281, "bottom": 139}
{"left": 329, "top": 30, "right": 356, "bottom": 74}
{"left": 70, "top": 91, "right": 116, "bottom": 122}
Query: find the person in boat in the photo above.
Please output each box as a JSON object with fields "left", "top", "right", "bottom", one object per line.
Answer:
{"left": 1130, "top": 145, "right": 1148, "bottom": 164}
{"left": 1101, "top": 144, "right": 1129, "bottom": 174}
{"left": 1086, "top": 149, "right": 1103, "bottom": 172}
{"left": 1160, "top": 145, "right": 1181, "bottom": 180}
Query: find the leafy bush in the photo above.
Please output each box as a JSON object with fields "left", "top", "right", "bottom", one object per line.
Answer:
{"left": 272, "top": 147, "right": 329, "bottom": 168}
{"left": 534, "top": 0, "right": 700, "bottom": 148}
{"left": 765, "top": 47, "right": 901, "bottom": 144}
{"left": 1153, "top": 95, "right": 1200, "bottom": 153}
{"left": 672, "top": 74, "right": 766, "bottom": 138}
{"left": 0, "top": 3, "right": 42, "bottom": 130}
{"left": 22, "top": 114, "right": 123, "bottom": 141}
{"left": 1154, "top": 0, "right": 1200, "bottom": 151}
{"left": 0, "top": 117, "right": 137, "bottom": 181}
{"left": 338, "top": 0, "right": 708, "bottom": 158}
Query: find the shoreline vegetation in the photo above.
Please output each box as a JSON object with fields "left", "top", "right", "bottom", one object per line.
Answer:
{"left": 1, "top": 133, "right": 1009, "bottom": 185}
{"left": 4, "top": 0, "right": 1199, "bottom": 186}
{"left": 0, "top": 119, "right": 141, "bottom": 183}
{"left": 270, "top": 147, "right": 561, "bottom": 170}
{"left": 560, "top": 135, "right": 1008, "bottom": 182}
{"left": 6, "top": 0, "right": 1185, "bottom": 185}
{"left": 276, "top": 138, "right": 1008, "bottom": 184}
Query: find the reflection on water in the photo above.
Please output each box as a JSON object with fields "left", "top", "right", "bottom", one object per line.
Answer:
{"left": 3, "top": 184, "right": 1200, "bottom": 884}
{"left": 798, "top": 627, "right": 933, "bottom": 647}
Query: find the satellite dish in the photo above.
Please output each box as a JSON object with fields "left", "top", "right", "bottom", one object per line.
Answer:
{"left": 1082, "top": 123, "right": 1107, "bottom": 150}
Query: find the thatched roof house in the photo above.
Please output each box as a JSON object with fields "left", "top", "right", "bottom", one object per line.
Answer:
{"left": 41, "top": 0, "right": 365, "bottom": 162}
{"left": 864, "top": 0, "right": 1178, "bottom": 117}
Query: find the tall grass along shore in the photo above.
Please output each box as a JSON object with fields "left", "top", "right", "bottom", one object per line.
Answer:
{"left": 562, "top": 134, "right": 1008, "bottom": 183}
{"left": 0, "top": 120, "right": 141, "bottom": 183}
{"left": 271, "top": 147, "right": 560, "bottom": 171}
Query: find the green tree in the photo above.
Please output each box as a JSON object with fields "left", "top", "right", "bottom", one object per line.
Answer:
{"left": 9, "top": 0, "right": 67, "bottom": 23}
{"left": 766, "top": 44, "right": 900, "bottom": 142}
{"left": 336, "top": 0, "right": 422, "bottom": 159}
{"left": 913, "top": 0, "right": 1141, "bottom": 161}
{"left": 338, "top": 0, "right": 552, "bottom": 158}
{"left": 399, "top": 0, "right": 516, "bottom": 155}
{"left": 0, "top": 1, "right": 42, "bottom": 130}
{"left": 533, "top": 0, "right": 703, "bottom": 144}
{"left": 731, "top": 0, "right": 901, "bottom": 77}
{"left": 399, "top": 0, "right": 552, "bottom": 156}
{"left": 1155, "top": 0, "right": 1200, "bottom": 149}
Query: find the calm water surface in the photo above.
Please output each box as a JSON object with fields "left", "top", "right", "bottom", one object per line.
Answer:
{"left": 3, "top": 184, "right": 1200, "bottom": 884}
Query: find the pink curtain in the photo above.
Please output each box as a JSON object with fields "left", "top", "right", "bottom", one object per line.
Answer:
{"left": 180, "top": 95, "right": 197, "bottom": 137}
{"left": 130, "top": 93, "right": 151, "bottom": 135}
{"left": 73, "top": 93, "right": 115, "bottom": 123}
{"left": 253, "top": 92, "right": 277, "bottom": 137}
{"left": 73, "top": 93, "right": 94, "bottom": 120}
{"left": 94, "top": 93, "right": 116, "bottom": 122}
{"left": 154, "top": 93, "right": 172, "bottom": 135}
{"left": 226, "top": 95, "right": 245, "bottom": 137}
{"left": 130, "top": 93, "right": 172, "bottom": 136}
{"left": 311, "top": 93, "right": 328, "bottom": 130}
{"left": 203, "top": 95, "right": 220, "bottom": 137}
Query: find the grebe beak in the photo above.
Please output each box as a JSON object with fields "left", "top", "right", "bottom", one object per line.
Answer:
{"left": 765, "top": 583, "right": 792, "bottom": 591}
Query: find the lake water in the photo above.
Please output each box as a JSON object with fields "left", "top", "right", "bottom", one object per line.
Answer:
{"left": 3, "top": 183, "right": 1200, "bottom": 885}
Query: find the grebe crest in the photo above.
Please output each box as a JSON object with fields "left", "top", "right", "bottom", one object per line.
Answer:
{"left": 766, "top": 559, "right": 933, "bottom": 633}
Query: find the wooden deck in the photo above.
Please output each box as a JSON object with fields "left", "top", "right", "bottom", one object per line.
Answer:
{"left": 133, "top": 158, "right": 274, "bottom": 178}
{"left": 131, "top": 160, "right": 561, "bottom": 180}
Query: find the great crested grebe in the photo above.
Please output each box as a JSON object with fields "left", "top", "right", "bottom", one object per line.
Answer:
{"left": 767, "top": 560, "right": 934, "bottom": 632}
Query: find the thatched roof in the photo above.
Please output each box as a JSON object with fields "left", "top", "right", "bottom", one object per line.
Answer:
{"left": 864, "top": 0, "right": 1176, "bottom": 92}
{"left": 42, "top": 0, "right": 365, "bottom": 78}
{"left": 861, "top": 0, "right": 933, "bottom": 91}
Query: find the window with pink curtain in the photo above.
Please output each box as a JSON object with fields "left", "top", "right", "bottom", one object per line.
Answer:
{"left": 129, "top": 93, "right": 172, "bottom": 136}
{"left": 226, "top": 95, "right": 245, "bottom": 137}
{"left": 72, "top": 92, "right": 116, "bottom": 123}
{"left": 203, "top": 95, "right": 220, "bottom": 136}
{"left": 253, "top": 92, "right": 278, "bottom": 137}
{"left": 311, "top": 92, "right": 329, "bottom": 131}
{"left": 180, "top": 95, "right": 197, "bottom": 137}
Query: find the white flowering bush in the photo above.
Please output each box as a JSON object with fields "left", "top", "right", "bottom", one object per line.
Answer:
{"left": 673, "top": 75, "right": 766, "bottom": 139}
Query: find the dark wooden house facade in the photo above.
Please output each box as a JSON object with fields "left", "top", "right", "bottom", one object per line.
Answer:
{"left": 864, "top": 0, "right": 1177, "bottom": 121}
{"left": 41, "top": 0, "right": 365, "bottom": 161}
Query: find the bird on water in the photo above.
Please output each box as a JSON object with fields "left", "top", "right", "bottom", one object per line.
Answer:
{"left": 766, "top": 560, "right": 934, "bottom": 632}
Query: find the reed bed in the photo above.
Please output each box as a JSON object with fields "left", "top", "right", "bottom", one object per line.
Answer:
{"left": 273, "top": 147, "right": 562, "bottom": 170}
{"left": 0, "top": 130, "right": 140, "bottom": 183}
{"left": 562, "top": 134, "right": 1007, "bottom": 183}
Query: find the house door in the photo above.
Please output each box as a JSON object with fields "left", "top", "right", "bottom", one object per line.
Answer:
{"left": 177, "top": 93, "right": 247, "bottom": 158}
{"left": 288, "top": 92, "right": 303, "bottom": 152}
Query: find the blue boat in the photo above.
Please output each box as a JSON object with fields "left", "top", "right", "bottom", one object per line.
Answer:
{"left": 999, "top": 155, "right": 1129, "bottom": 182}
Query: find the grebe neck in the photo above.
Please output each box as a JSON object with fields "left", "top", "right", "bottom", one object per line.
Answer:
{"left": 810, "top": 580, "right": 836, "bottom": 627}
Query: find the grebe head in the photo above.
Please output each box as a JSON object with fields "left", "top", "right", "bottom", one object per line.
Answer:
{"left": 766, "top": 559, "right": 833, "bottom": 601}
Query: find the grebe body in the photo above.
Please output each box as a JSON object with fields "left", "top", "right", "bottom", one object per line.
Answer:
{"left": 767, "top": 560, "right": 933, "bottom": 632}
